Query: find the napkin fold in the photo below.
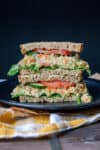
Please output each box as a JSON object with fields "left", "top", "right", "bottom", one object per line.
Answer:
{"left": 0, "top": 106, "right": 100, "bottom": 138}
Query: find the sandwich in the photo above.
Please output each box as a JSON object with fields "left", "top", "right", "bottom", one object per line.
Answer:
{"left": 8, "top": 41, "right": 92, "bottom": 104}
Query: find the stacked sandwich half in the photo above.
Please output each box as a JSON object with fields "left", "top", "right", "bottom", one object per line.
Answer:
{"left": 8, "top": 42, "right": 92, "bottom": 104}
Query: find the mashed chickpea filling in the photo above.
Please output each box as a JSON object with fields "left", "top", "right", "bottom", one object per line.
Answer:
{"left": 8, "top": 55, "right": 90, "bottom": 76}
{"left": 11, "top": 83, "right": 92, "bottom": 104}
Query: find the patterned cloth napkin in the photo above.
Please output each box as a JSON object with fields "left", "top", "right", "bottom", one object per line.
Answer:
{"left": 0, "top": 73, "right": 100, "bottom": 139}
{"left": 0, "top": 107, "right": 100, "bottom": 139}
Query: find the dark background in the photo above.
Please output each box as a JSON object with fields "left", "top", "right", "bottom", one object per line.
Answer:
{"left": 0, "top": 0, "right": 100, "bottom": 76}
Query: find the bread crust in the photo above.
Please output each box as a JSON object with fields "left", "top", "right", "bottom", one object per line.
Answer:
{"left": 20, "top": 42, "right": 83, "bottom": 54}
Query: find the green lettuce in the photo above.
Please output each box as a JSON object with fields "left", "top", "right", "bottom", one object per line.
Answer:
{"left": 27, "top": 51, "right": 37, "bottom": 56}
{"left": 42, "top": 65, "right": 59, "bottom": 70}
{"left": 8, "top": 64, "right": 19, "bottom": 76}
{"left": 49, "top": 93, "right": 62, "bottom": 98}
{"left": 29, "top": 83, "right": 46, "bottom": 89}
{"left": 8, "top": 64, "right": 91, "bottom": 76}
{"left": 76, "top": 94, "right": 81, "bottom": 104}
{"left": 21, "top": 65, "right": 39, "bottom": 71}
{"left": 11, "top": 92, "right": 24, "bottom": 98}
{"left": 73, "top": 66, "right": 91, "bottom": 76}
{"left": 12, "top": 92, "right": 63, "bottom": 99}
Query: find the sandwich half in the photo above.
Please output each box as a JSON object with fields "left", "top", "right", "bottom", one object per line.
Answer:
{"left": 8, "top": 42, "right": 91, "bottom": 77}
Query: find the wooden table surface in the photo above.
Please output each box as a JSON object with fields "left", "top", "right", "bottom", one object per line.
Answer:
{"left": 0, "top": 107, "right": 100, "bottom": 150}
{"left": 0, "top": 123, "right": 100, "bottom": 150}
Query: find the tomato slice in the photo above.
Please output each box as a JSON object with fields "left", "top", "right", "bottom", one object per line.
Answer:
{"left": 60, "top": 49, "right": 71, "bottom": 56}
{"left": 40, "top": 63, "right": 49, "bottom": 67}
{"left": 33, "top": 48, "right": 71, "bottom": 56}
{"left": 40, "top": 80, "right": 76, "bottom": 89}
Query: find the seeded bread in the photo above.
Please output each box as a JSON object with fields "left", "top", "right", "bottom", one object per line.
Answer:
{"left": 18, "top": 69, "right": 82, "bottom": 84}
{"left": 19, "top": 96, "right": 76, "bottom": 103}
{"left": 20, "top": 42, "right": 83, "bottom": 54}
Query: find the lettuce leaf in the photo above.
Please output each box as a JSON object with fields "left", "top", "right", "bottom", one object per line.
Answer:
{"left": 39, "top": 93, "right": 47, "bottom": 97}
{"left": 11, "top": 92, "right": 24, "bottom": 98}
{"left": 29, "top": 83, "right": 46, "bottom": 89}
{"left": 86, "top": 69, "right": 91, "bottom": 76}
{"left": 12, "top": 92, "right": 63, "bottom": 98}
{"left": 76, "top": 94, "right": 81, "bottom": 104}
{"left": 27, "top": 51, "right": 37, "bottom": 56}
{"left": 8, "top": 63, "right": 91, "bottom": 77}
{"left": 41, "top": 65, "right": 59, "bottom": 70}
{"left": 21, "top": 65, "right": 39, "bottom": 71}
{"left": 8, "top": 64, "right": 19, "bottom": 76}
{"left": 73, "top": 66, "right": 91, "bottom": 76}
{"left": 49, "top": 93, "right": 62, "bottom": 98}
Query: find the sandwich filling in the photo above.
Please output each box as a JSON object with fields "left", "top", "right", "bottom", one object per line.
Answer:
{"left": 26, "top": 48, "right": 74, "bottom": 56}
{"left": 11, "top": 82, "right": 92, "bottom": 104}
{"left": 8, "top": 55, "right": 91, "bottom": 76}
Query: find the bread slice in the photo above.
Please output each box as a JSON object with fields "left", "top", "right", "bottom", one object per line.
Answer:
{"left": 19, "top": 96, "right": 76, "bottom": 103}
{"left": 18, "top": 69, "right": 82, "bottom": 84}
{"left": 20, "top": 42, "right": 83, "bottom": 54}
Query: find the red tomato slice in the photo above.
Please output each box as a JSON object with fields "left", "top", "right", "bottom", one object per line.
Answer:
{"left": 33, "top": 49, "right": 71, "bottom": 56}
{"left": 40, "top": 80, "right": 76, "bottom": 89}
{"left": 40, "top": 63, "right": 49, "bottom": 67}
{"left": 60, "top": 49, "right": 71, "bottom": 56}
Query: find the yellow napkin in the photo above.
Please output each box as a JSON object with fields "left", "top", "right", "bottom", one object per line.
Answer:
{"left": 0, "top": 107, "right": 100, "bottom": 138}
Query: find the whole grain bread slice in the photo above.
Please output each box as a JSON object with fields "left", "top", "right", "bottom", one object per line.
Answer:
{"left": 20, "top": 41, "right": 83, "bottom": 54}
{"left": 19, "top": 96, "right": 76, "bottom": 103}
{"left": 18, "top": 69, "right": 82, "bottom": 84}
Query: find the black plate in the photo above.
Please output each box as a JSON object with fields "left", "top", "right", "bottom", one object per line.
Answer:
{"left": 0, "top": 78, "right": 100, "bottom": 111}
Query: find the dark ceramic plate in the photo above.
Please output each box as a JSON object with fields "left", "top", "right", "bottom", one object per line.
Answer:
{"left": 0, "top": 78, "right": 100, "bottom": 111}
